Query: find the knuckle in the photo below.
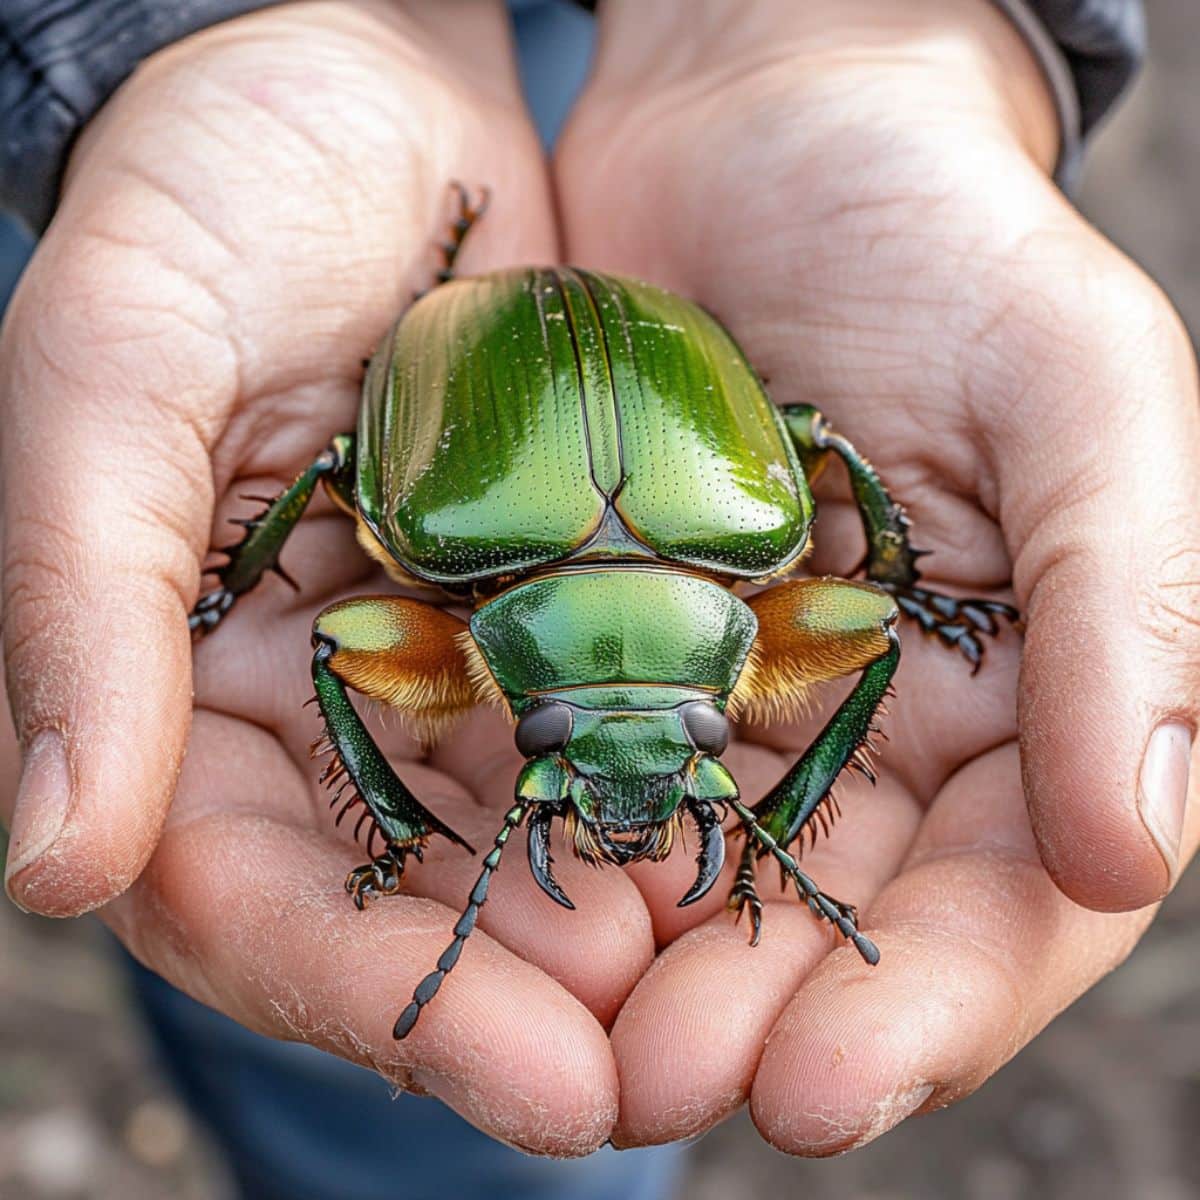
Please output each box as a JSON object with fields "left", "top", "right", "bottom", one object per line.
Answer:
{"left": 968, "top": 228, "right": 1192, "bottom": 429}
{"left": 2, "top": 509, "right": 197, "bottom": 686}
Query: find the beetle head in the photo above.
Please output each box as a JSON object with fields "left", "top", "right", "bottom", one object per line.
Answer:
{"left": 514, "top": 688, "right": 738, "bottom": 906}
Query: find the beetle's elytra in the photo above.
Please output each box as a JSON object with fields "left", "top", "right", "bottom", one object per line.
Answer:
{"left": 191, "top": 185, "right": 1017, "bottom": 1040}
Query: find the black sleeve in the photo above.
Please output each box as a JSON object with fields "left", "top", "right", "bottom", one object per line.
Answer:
{"left": 0, "top": 1, "right": 284, "bottom": 233}
{"left": 998, "top": 0, "right": 1145, "bottom": 187}
{"left": 1027, "top": 0, "right": 1145, "bottom": 136}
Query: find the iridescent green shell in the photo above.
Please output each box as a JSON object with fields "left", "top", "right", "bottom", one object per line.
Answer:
{"left": 356, "top": 267, "right": 812, "bottom": 585}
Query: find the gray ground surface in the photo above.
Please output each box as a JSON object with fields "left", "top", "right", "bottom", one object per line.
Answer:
{"left": 2, "top": 3, "right": 1198, "bottom": 1196}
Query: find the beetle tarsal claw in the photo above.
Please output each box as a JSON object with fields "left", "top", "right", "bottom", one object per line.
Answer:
{"left": 345, "top": 846, "right": 412, "bottom": 909}
{"left": 677, "top": 798, "right": 726, "bottom": 907}
{"left": 881, "top": 582, "right": 1018, "bottom": 670}
{"left": 727, "top": 838, "right": 764, "bottom": 944}
{"left": 188, "top": 587, "right": 235, "bottom": 639}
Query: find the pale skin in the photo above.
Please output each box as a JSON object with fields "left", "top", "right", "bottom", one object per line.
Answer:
{"left": 2, "top": 0, "right": 1197, "bottom": 1158}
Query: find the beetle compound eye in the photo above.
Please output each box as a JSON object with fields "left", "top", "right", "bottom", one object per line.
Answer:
{"left": 515, "top": 702, "right": 574, "bottom": 758}
{"left": 681, "top": 701, "right": 729, "bottom": 755}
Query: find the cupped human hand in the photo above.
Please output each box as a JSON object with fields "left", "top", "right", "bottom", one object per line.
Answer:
{"left": 556, "top": 0, "right": 1200, "bottom": 1153}
{"left": 0, "top": 0, "right": 654, "bottom": 1156}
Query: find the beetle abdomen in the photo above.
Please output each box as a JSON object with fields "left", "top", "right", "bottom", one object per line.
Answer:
{"left": 357, "top": 267, "right": 812, "bottom": 585}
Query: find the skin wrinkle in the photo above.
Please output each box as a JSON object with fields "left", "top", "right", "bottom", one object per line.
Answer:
{"left": 75, "top": 30, "right": 472, "bottom": 391}
{"left": 109, "top": 156, "right": 244, "bottom": 263}
{"left": 35, "top": 231, "right": 240, "bottom": 398}
{"left": 1135, "top": 543, "right": 1200, "bottom": 646}
{"left": 791, "top": 1083, "right": 936, "bottom": 1156}
{"left": 215, "top": 385, "right": 362, "bottom": 472}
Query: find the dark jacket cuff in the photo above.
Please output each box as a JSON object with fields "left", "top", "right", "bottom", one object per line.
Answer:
{"left": 991, "top": 0, "right": 1146, "bottom": 190}
{"left": 0, "top": 0, "right": 285, "bottom": 233}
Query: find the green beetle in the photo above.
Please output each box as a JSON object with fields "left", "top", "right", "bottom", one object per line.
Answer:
{"left": 191, "top": 187, "right": 1015, "bottom": 1040}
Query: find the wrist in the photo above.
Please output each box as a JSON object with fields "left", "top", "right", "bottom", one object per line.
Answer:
{"left": 589, "top": 0, "right": 1059, "bottom": 174}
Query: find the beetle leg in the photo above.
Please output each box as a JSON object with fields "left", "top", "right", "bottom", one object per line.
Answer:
{"left": 311, "top": 595, "right": 480, "bottom": 743}
{"left": 731, "top": 576, "right": 899, "bottom": 727}
{"left": 411, "top": 183, "right": 491, "bottom": 300}
{"left": 778, "top": 404, "right": 1019, "bottom": 669}
{"left": 434, "top": 181, "right": 491, "bottom": 286}
{"left": 747, "top": 614, "right": 899, "bottom": 853}
{"left": 189, "top": 433, "right": 356, "bottom": 638}
{"left": 393, "top": 801, "right": 528, "bottom": 1040}
{"left": 345, "top": 845, "right": 411, "bottom": 910}
{"left": 733, "top": 798, "right": 879, "bottom": 964}
{"left": 730, "top": 582, "right": 900, "bottom": 957}
{"left": 310, "top": 603, "right": 482, "bottom": 908}
{"left": 727, "top": 837, "right": 764, "bottom": 946}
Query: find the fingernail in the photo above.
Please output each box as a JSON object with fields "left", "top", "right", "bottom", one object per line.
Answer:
{"left": 4, "top": 731, "right": 71, "bottom": 906}
{"left": 1137, "top": 721, "right": 1191, "bottom": 884}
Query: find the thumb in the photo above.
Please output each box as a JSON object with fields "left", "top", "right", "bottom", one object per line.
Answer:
{"left": 1, "top": 236, "right": 227, "bottom": 916}
{"left": 992, "top": 260, "right": 1200, "bottom": 912}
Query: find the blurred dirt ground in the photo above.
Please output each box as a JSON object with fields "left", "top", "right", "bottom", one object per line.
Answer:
{"left": 2, "top": 2, "right": 1199, "bottom": 1197}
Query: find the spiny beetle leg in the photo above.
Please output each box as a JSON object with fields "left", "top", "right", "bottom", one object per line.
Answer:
{"left": 778, "top": 403, "right": 1019, "bottom": 670}
{"left": 311, "top": 637, "right": 474, "bottom": 907}
{"left": 727, "top": 837, "right": 764, "bottom": 946}
{"left": 189, "top": 434, "right": 355, "bottom": 639}
{"left": 411, "top": 183, "right": 491, "bottom": 302}
{"left": 732, "top": 798, "right": 880, "bottom": 964}
{"left": 435, "top": 182, "right": 491, "bottom": 285}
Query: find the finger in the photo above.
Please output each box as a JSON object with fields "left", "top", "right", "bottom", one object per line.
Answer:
{"left": 0, "top": 241, "right": 223, "bottom": 916}
{"left": 980, "top": 252, "right": 1200, "bottom": 911}
{"left": 104, "top": 809, "right": 617, "bottom": 1157}
{"left": 611, "top": 771, "right": 921, "bottom": 1146}
{"left": 106, "top": 708, "right": 616, "bottom": 1158}
{"left": 749, "top": 743, "right": 1198, "bottom": 1155}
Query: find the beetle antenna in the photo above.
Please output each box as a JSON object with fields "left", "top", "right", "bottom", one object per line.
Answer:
{"left": 393, "top": 802, "right": 529, "bottom": 1040}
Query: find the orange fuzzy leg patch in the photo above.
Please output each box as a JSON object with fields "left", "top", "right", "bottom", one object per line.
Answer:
{"left": 314, "top": 596, "right": 480, "bottom": 739}
{"left": 731, "top": 578, "right": 897, "bottom": 725}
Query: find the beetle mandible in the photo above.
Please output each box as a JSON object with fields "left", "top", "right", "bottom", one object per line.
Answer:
{"left": 190, "top": 185, "right": 1017, "bottom": 1040}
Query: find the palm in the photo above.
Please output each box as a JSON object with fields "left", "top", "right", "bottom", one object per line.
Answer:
{"left": 178, "top": 530, "right": 652, "bottom": 1120}
{"left": 552, "top": 43, "right": 1149, "bottom": 1151}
